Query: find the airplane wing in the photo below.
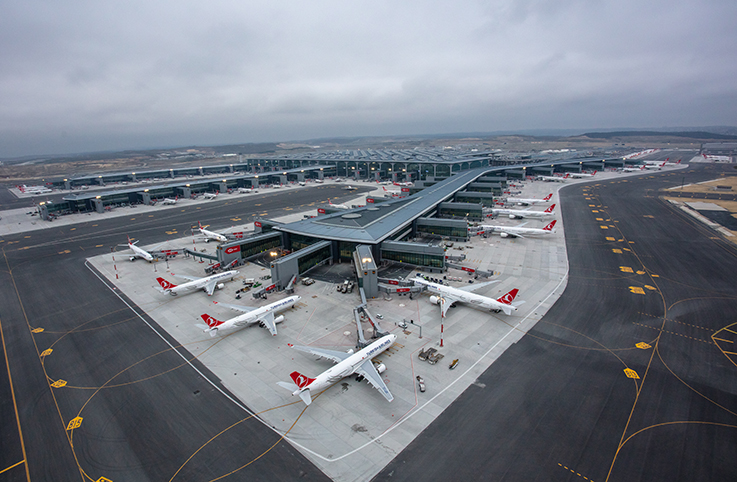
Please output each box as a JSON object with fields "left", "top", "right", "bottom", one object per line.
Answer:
{"left": 204, "top": 280, "right": 218, "bottom": 296}
{"left": 260, "top": 311, "right": 278, "bottom": 336}
{"left": 440, "top": 296, "right": 456, "bottom": 318}
{"left": 501, "top": 229, "right": 526, "bottom": 239}
{"left": 291, "top": 345, "right": 351, "bottom": 364}
{"left": 214, "top": 301, "right": 257, "bottom": 313}
{"left": 456, "top": 280, "right": 500, "bottom": 292}
{"left": 171, "top": 273, "right": 198, "bottom": 282}
{"left": 355, "top": 359, "right": 393, "bottom": 402}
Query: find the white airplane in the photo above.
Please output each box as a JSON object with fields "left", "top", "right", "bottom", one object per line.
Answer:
{"left": 156, "top": 270, "right": 238, "bottom": 296}
{"left": 620, "top": 165, "right": 646, "bottom": 173}
{"left": 491, "top": 203, "right": 556, "bottom": 220}
{"left": 344, "top": 185, "right": 358, "bottom": 190}
{"left": 298, "top": 181, "right": 306, "bottom": 186}
{"left": 665, "top": 159, "right": 682, "bottom": 166}
{"left": 121, "top": 235, "right": 156, "bottom": 262}
{"left": 505, "top": 193, "right": 553, "bottom": 206}
{"left": 569, "top": 170, "right": 598, "bottom": 178}
{"left": 476, "top": 220, "right": 557, "bottom": 238}
{"left": 394, "top": 181, "right": 413, "bottom": 187}
{"left": 537, "top": 173, "right": 570, "bottom": 182}
{"left": 327, "top": 199, "right": 350, "bottom": 210}
{"left": 203, "top": 192, "right": 219, "bottom": 200}
{"left": 644, "top": 161, "right": 666, "bottom": 170}
{"left": 277, "top": 333, "right": 397, "bottom": 405}
{"left": 198, "top": 295, "right": 301, "bottom": 337}
{"left": 383, "top": 186, "right": 401, "bottom": 197}
{"left": 237, "top": 187, "right": 255, "bottom": 194}
{"left": 413, "top": 275, "right": 520, "bottom": 317}
{"left": 314, "top": 179, "right": 324, "bottom": 183}
{"left": 196, "top": 221, "right": 228, "bottom": 243}
{"left": 162, "top": 196, "right": 178, "bottom": 205}
{"left": 18, "top": 184, "right": 52, "bottom": 194}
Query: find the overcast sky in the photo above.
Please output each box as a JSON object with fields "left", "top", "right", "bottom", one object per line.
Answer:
{"left": 1, "top": 0, "right": 736, "bottom": 157}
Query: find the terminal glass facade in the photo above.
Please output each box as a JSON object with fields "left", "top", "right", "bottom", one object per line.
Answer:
{"left": 416, "top": 224, "right": 468, "bottom": 239}
{"left": 338, "top": 241, "right": 356, "bottom": 261}
{"left": 290, "top": 234, "right": 320, "bottom": 251}
{"left": 239, "top": 236, "right": 281, "bottom": 259}
{"left": 297, "top": 244, "right": 332, "bottom": 273}
{"left": 380, "top": 249, "right": 444, "bottom": 268}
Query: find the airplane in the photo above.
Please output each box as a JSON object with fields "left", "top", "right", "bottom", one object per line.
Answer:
{"left": 665, "top": 159, "right": 682, "bottom": 166}
{"left": 475, "top": 220, "right": 557, "bottom": 238}
{"left": 644, "top": 161, "right": 666, "bottom": 170}
{"left": 203, "top": 192, "right": 219, "bottom": 199}
{"left": 536, "top": 173, "right": 569, "bottom": 182}
{"left": 644, "top": 157, "right": 668, "bottom": 165}
{"left": 327, "top": 199, "right": 350, "bottom": 210}
{"left": 198, "top": 295, "right": 301, "bottom": 337}
{"left": 569, "top": 170, "right": 598, "bottom": 178}
{"left": 620, "top": 165, "right": 646, "bottom": 173}
{"left": 18, "top": 184, "right": 52, "bottom": 194}
{"left": 196, "top": 221, "right": 228, "bottom": 243}
{"left": 413, "top": 275, "right": 520, "bottom": 317}
{"left": 383, "top": 186, "right": 401, "bottom": 197}
{"left": 491, "top": 204, "right": 556, "bottom": 220}
{"left": 314, "top": 179, "right": 324, "bottom": 183}
{"left": 120, "top": 235, "right": 157, "bottom": 262}
{"left": 298, "top": 181, "right": 306, "bottom": 186}
{"left": 237, "top": 187, "right": 255, "bottom": 194}
{"left": 156, "top": 270, "right": 238, "bottom": 296}
{"left": 394, "top": 181, "right": 413, "bottom": 187}
{"left": 344, "top": 185, "right": 358, "bottom": 190}
{"left": 505, "top": 193, "right": 553, "bottom": 206}
{"left": 162, "top": 196, "right": 178, "bottom": 205}
{"left": 277, "top": 333, "right": 397, "bottom": 405}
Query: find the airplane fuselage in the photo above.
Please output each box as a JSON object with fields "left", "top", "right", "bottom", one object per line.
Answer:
{"left": 414, "top": 278, "right": 511, "bottom": 313}
{"left": 167, "top": 270, "right": 237, "bottom": 296}
{"left": 212, "top": 296, "right": 300, "bottom": 333}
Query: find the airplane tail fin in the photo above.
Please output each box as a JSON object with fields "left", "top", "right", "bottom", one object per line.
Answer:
{"left": 156, "top": 277, "right": 177, "bottom": 290}
{"left": 543, "top": 193, "right": 552, "bottom": 201}
{"left": 543, "top": 220, "right": 557, "bottom": 231}
{"left": 593, "top": 170, "right": 597, "bottom": 175}
{"left": 497, "top": 288, "right": 519, "bottom": 305}
{"left": 201, "top": 314, "right": 224, "bottom": 328}
{"left": 290, "top": 371, "right": 316, "bottom": 389}
{"left": 564, "top": 173, "right": 570, "bottom": 179}
{"left": 544, "top": 204, "right": 556, "bottom": 214}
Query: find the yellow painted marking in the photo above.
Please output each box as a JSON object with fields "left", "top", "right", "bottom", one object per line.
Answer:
{"left": 92, "top": 224, "right": 98, "bottom": 226}
{"left": 130, "top": 218, "right": 136, "bottom": 220}
{"left": 605, "top": 237, "right": 615, "bottom": 241}
{"left": 623, "top": 248, "right": 631, "bottom": 252}
{"left": 713, "top": 338, "right": 733, "bottom": 343}
{"left": 165, "top": 230, "right": 178, "bottom": 235}
{"left": 51, "top": 379, "right": 67, "bottom": 388}
{"left": 66, "top": 417, "right": 83, "bottom": 430}
{"left": 58, "top": 250, "right": 71, "bottom": 254}
{"left": 40, "top": 349, "right": 53, "bottom": 357}
{"left": 723, "top": 351, "right": 737, "bottom": 356}
{"left": 24, "top": 235, "right": 31, "bottom": 238}
{"left": 231, "top": 217, "right": 241, "bottom": 221}
{"left": 643, "top": 215, "right": 654, "bottom": 218}
{"left": 624, "top": 368, "right": 640, "bottom": 379}
{"left": 96, "top": 478, "right": 113, "bottom": 482}
{"left": 724, "top": 328, "right": 737, "bottom": 335}
{"left": 644, "top": 285, "right": 657, "bottom": 291}
{"left": 636, "top": 342, "right": 651, "bottom": 349}
{"left": 636, "top": 270, "right": 645, "bottom": 275}
{"left": 629, "top": 286, "right": 645, "bottom": 295}
{"left": 628, "top": 241, "right": 635, "bottom": 243}
{"left": 600, "top": 225, "right": 608, "bottom": 229}
{"left": 589, "top": 204, "right": 595, "bottom": 207}
{"left": 95, "top": 244, "right": 104, "bottom": 248}
{"left": 592, "top": 210, "right": 599, "bottom": 213}
{"left": 31, "top": 327, "right": 44, "bottom": 333}
{"left": 651, "top": 274, "right": 659, "bottom": 277}
{"left": 69, "top": 228, "right": 76, "bottom": 231}
{"left": 612, "top": 249, "right": 622, "bottom": 253}
{"left": 596, "top": 218, "right": 604, "bottom": 221}
{"left": 620, "top": 266, "right": 633, "bottom": 273}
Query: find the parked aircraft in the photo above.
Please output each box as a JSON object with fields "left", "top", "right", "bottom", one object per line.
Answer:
{"left": 237, "top": 187, "right": 255, "bottom": 193}
{"left": 196, "top": 221, "right": 228, "bottom": 243}
{"left": 328, "top": 199, "right": 350, "bottom": 210}
{"left": 505, "top": 193, "right": 553, "bottom": 206}
{"left": 491, "top": 204, "right": 556, "bottom": 220}
{"left": 394, "top": 181, "right": 413, "bottom": 187}
{"left": 277, "top": 333, "right": 397, "bottom": 405}
{"left": 344, "top": 185, "right": 358, "bottom": 190}
{"left": 620, "top": 165, "right": 646, "bottom": 173}
{"left": 121, "top": 235, "right": 156, "bottom": 262}
{"left": 203, "top": 192, "right": 219, "bottom": 199}
{"left": 156, "top": 270, "right": 238, "bottom": 296}
{"left": 476, "top": 220, "right": 557, "bottom": 238}
{"left": 537, "top": 173, "right": 569, "bottom": 182}
{"left": 198, "top": 295, "right": 301, "bottom": 337}
{"left": 18, "top": 184, "right": 52, "bottom": 194}
{"left": 383, "top": 186, "right": 401, "bottom": 197}
{"left": 413, "top": 275, "right": 520, "bottom": 317}
{"left": 162, "top": 196, "right": 178, "bottom": 205}
{"left": 645, "top": 161, "right": 666, "bottom": 170}
{"left": 569, "top": 170, "right": 598, "bottom": 178}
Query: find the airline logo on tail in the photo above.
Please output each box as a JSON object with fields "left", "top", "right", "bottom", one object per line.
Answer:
{"left": 544, "top": 204, "right": 556, "bottom": 213}
{"left": 201, "top": 314, "right": 223, "bottom": 328}
{"left": 543, "top": 194, "right": 553, "bottom": 201}
{"left": 543, "top": 220, "right": 557, "bottom": 231}
{"left": 290, "top": 371, "right": 315, "bottom": 389}
{"left": 497, "top": 288, "right": 519, "bottom": 305}
{"left": 156, "top": 278, "right": 177, "bottom": 290}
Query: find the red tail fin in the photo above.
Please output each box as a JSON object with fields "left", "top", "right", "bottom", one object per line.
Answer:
{"left": 200, "top": 314, "right": 223, "bottom": 328}
{"left": 156, "top": 277, "right": 177, "bottom": 290}
{"left": 545, "top": 204, "right": 556, "bottom": 213}
{"left": 290, "top": 371, "right": 315, "bottom": 389}
{"left": 593, "top": 170, "right": 597, "bottom": 175}
{"left": 543, "top": 220, "right": 557, "bottom": 231}
{"left": 564, "top": 173, "right": 570, "bottom": 179}
{"left": 497, "top": 288, "right": 519, "bottom": 305}
{"left": 543, "top": 193, "right": 552, "bottom": 201}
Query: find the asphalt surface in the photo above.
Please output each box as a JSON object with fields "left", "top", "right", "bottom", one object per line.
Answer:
{"left": 0, "top": 184, "right": 371, "bottom": 481}
{"left": 373, "top": 163, "right": 737, "bottom": 481}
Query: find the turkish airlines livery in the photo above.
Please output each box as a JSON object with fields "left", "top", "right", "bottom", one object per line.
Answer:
{"left": 328, "top": 199, "right": 350, "bottom": 210}
{"left": 122, "top": 235, "right": 157, "bottom": 262}
{"left": 491, "top": 203, "right": 556, "bottom": 220}
{"left": 413, "top": 276, "right": 520, "bottom": 317}
{"left": 505, "top": 193, "right": 552, "bottom": 206}
{"left": 620, "top": 165, "right": 646, "bottom": 173}
{"left": 537, "top": 173, "right": 569, "bottom": 182}
{"left": 198, "top": 295, "right": 301, "bottom": 337}
{"left": 156, "top": 270, "right": 238, "bottom": 296}
{"left": 277, "top": 334, "right": 397, "bottom": 405}
{"left": 196, "top": 221, "right": 228, "bottom": 243}
{"left": 569, "top": 170, "right": 597, "bottom": 178}
{"left": 476, "top": 220, "right": 557, "bottom": 238}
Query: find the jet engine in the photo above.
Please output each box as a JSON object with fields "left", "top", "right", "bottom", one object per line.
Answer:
{"left": 129, "top": 256, "right": 136, "bottom": 261}
{"left": 429, "top": 295, "right": 441, "bottom": 305}
{"left": 216, "top": 283, "right": 225, "bottom": 290}
{"left": 373, "top": 362, "right": 387, "bottom": 374}
{"left": 500, "top": 232, "right": 511, "bottom": 238}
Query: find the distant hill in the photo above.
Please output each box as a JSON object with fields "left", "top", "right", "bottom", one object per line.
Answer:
{"left": 577, "top": 131, "right": 737, "bottom": 140}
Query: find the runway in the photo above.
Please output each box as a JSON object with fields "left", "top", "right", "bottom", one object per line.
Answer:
{"left": 373, "top": 163, "right": 737, "bottom": 481}
{"left": 0, "top": 185, "right": 370, "bottom": 481}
